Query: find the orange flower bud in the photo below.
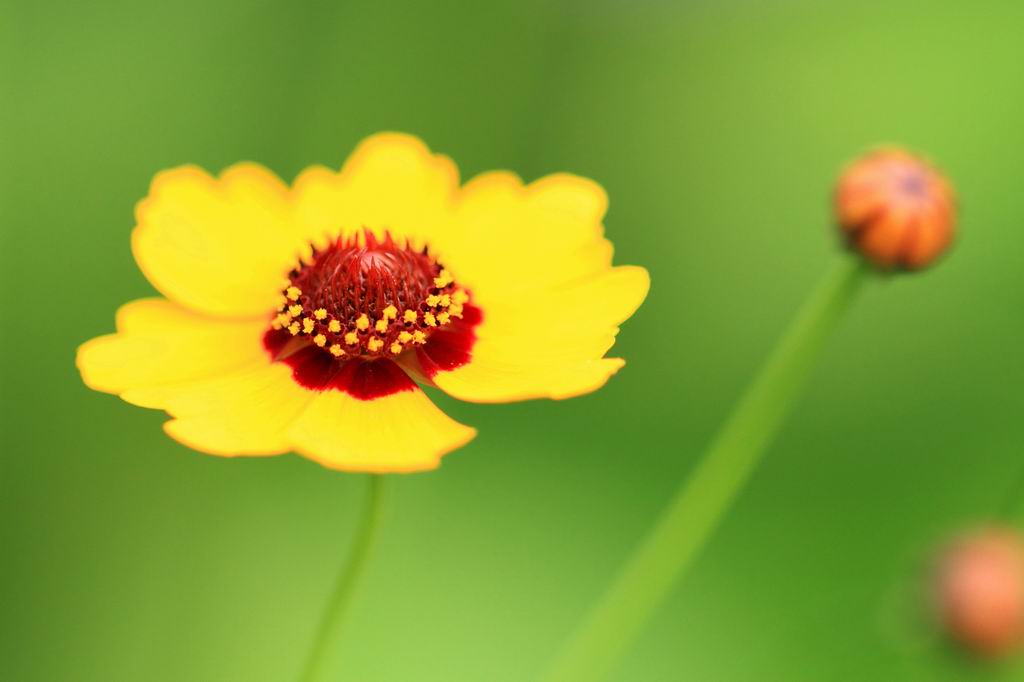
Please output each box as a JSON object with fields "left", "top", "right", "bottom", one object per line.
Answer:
{"left": 935, "top": 528, "right": 1024, "bottom": 657}
{"left": 835, "top": 148, "right": 956, "bottom": 270}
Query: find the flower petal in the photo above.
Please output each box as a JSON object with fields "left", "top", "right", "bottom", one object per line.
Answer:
{"left": 287, "top": 383, "right": 476, "bottom": 473}
{"left": 293, "top": 132, "right": 460, "bottom": 250}
{"left": 79, "top": 298, "right": 475, "bottom": 468}
{"left": 437, "top": 172, "right": 615, "bottom": 307}
{"left": 158, "top": 356, "right": 473, "bottom": 469}
{"left": 160, "top": 362, "right": 315, "bottom": 457}
{"left": 429, "top": 265, "right": 650, "bottom": 402}
{"left": 133, "top": 163, "right": 306, "bottom": 317}
{"left": 421, "top": 172, "right": 647, "bottom": 402}
{"left": 76, "top": 298, "right": 268, "bottom": 405}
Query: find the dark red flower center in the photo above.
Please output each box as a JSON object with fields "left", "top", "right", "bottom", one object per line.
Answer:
{"left": 263, "top": 230, "right": 481, "bottom": 399}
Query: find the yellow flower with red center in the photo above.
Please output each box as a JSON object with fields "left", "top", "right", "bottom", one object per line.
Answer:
{"left": 76, "top": 133, "right": 649, "bottom": 472}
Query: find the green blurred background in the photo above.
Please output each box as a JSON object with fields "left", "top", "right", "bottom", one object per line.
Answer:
{"left": 4, "top": 0, "right": 1024, "bottom": 680}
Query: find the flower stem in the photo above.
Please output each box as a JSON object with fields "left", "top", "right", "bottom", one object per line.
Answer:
{"left": 543, "top": 255, "right": 868, "bottom": 682}
{"left": 298, "top": 475, "right": 387, "bottom": 682}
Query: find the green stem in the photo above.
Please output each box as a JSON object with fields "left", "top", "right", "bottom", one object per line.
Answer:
{"left": 543, "top": 256, "right": 868, "bottom": 682}
{"left": 298, "top": 475, "right": 387, "bottom": 682}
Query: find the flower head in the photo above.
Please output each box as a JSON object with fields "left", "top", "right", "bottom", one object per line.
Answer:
{"left": 76, "top": 133, "right": 649, "bottom": 472}
{"left": 935, "top": 528, "right": 1024, "bottom": 657}
{"left": 835, "top": 148, "right": 955, "bottom": 270}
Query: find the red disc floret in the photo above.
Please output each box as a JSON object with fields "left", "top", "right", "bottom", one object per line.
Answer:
{"left": 269, "top": 230, "right": 469, "bottom": 360}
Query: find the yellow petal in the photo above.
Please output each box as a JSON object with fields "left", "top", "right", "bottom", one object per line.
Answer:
{"left": 438, "top": 172, "right": 614, "bottom": 308}
{"left": 293, "top": 132, "right": 459, "bottom": 250}
{"left": 133, "top": 163, "right": 307, "bottom": 317}
{"left": 288, "top": 385, "right": 476, "bottom": 473}
{"left": 160, "top": 363, "right": 316, "bottom": 456}
{"left": 76, "top": 298, "right": 268, "bottom": 405}
{"left": 430, "top": 266, "right": 650, "bottom": 402}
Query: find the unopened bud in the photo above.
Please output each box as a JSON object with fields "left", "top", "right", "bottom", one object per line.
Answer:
{"left": 935, "top": 528, "right": 1024, "bottom": 657}
{"left": 835, "top": 148, "right": 955, "bottom": 270}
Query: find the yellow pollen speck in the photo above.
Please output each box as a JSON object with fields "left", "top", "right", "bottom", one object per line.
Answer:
{"left": 313, "top": 308, "right": 327, "bottom": 320}
{"left": 328, "top": 320, "right": 341, "bottom": 333}
{"left": 412, "top": 331, "right": 427, "bottom": 345}
{"left": 434, "top": 270, "right": 453, "bottom": 288}
{"left": 356, "top": 314, "right": 369, "bottom": 331}
{"left": 288, "top": 304, "right": 303, "bottom": 317}
{"left": 286, "top": 286, "right": 302, "bottom": 301}
{"left": 426, "top": 294, "right": 441, "bottom": 307}
{"left": 453, "top": 290, "right": 469, "bottom": 304}
{"left": 382, "top": 304, "right": 398, "bottom": 320}
{"left": 398, "top": 331, "right": 413, "bottom": 343}
{"left": 273, "top": 313, "right": 291, "bottom": 328}
{"left": 424, "top": 312, "right": 437, "bottom": 327}
{"left": 276, "top": 294, "right": 288, "bottom": 309}
{"left": 313, "top": 334, "right": 327, "bottom": 347}
{"left": 367, "top": 337, "right": 384, "bottom": 352}
{"left": 271, "top": 319, "right": 283, "bottom": 330}
{"left": 375, "top": 319, "right": 388, "bottom": 333}
{"left": 344, "top": 331, "right": 358, "bottom": 345}
{"left": 390, "top": 343, "right": 403, "bottom": 355}
{"left": 438, "top": 294, "right": 451, "bottom": 307}
{"left": 403, "top": 309, "right": 417, "bottom": 323}
{"left": 329, "top": 344, "right": 344, "bottom": 357}
{"left": 449, "top": 303, "right": 464, "bottom": 318}
{"left": 437, "top": 312, "right": 451, "bottom": 325}
{"left": 302, "top": 318, "right": 315, "bottom": 334}
{"left": 288, "top": 322, "right": 300, "bottom": 336}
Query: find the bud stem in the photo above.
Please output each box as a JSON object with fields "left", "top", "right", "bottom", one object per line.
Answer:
{"left": 542, "top": 255, "right": 868, "bottom": 682}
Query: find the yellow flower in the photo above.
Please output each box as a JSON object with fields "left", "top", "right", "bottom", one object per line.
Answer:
{"left": 76, "top": 133, "right": 649, "bottom": 473}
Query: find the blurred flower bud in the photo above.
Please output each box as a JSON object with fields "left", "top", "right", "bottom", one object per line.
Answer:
{"left": 835, "top": 148, "right": 955, "bottom": 270}
{"left": 935, "top": 528, "right": 1024, "bottom": 657}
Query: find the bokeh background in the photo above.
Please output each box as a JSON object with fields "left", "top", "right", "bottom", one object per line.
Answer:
{"left": 4, "top": 1, "right": 1024, "bottom": 680}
